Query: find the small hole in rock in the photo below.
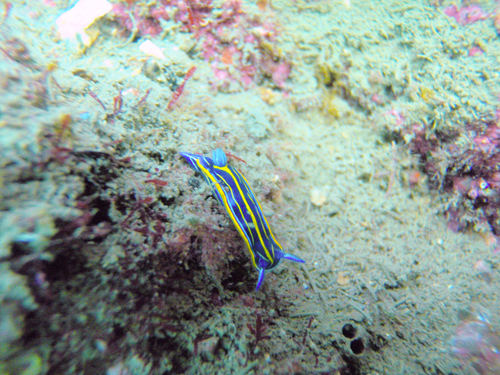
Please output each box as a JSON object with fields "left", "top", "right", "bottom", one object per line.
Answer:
{"left": 342, "top": 323, "right": 357, "bottom": 339}
{"left": 350, "top": 338, "right": 365, "bottom": 355}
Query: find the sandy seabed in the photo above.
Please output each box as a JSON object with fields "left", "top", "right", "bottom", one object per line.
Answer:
{"left": 1, "top": 0, "right": 500, "bottom": 374}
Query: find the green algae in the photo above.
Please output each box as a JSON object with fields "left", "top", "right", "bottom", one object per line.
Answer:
{"left": 1, "top": 0, "right": 499, "bottom": 374}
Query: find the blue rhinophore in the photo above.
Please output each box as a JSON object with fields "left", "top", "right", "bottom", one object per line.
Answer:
{"left": 179, "top": 148, "right": 305, "bottom": 290}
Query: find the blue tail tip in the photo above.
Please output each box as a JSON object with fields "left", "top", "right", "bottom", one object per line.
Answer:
{"left": 282, "top": 253, "right": 306, "bottom": 264}
{"left": 254, "top": 253, "right": 305, "bottom": 291}
{"left": 256, "top": 268, "right": 265, "bottom": 291}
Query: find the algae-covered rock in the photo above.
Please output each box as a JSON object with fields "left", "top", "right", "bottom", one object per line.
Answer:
{"left": 0, "top": 203, "right": 57, "bottom": 258}
{"left": 0, "top": 351, "right": 44, "bottom": 375}
{"left": 0, "top": 264, "right": 37, "bottom": 311}
{"left": 0, "top": 266, "right": 44, "bottom": 375}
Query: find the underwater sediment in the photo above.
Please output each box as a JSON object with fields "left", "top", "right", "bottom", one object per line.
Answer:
{"left": 1, "top": 0, "right": 500, "bottom": 374}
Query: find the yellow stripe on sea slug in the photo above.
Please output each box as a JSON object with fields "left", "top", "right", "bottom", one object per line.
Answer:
{"left": 214, "top": 165, "right": 275, "bottom": 264}
{"left": 220, "top": 174, "right": 256, "bottom": 245}
{"left": 234, "top": 171, "right": 272, "bottom": 244}
{"left": 238, "top": 170, "right": 283, "bottom": 252}
{"left": 195, "top": 159, "right": 259, "bottom": 269}
{"left": 241, "top": 178, "right": 276, "bottom": 251}
{"left": 214, "top": 167, "right": 268, "bottom": 261}
{"left": 247, "top": 175, "right": 283, "bottom": 250}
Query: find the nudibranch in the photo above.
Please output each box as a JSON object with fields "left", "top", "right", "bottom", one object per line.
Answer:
{"left": 179, "top": 149, "right": 305, "bottom": 290}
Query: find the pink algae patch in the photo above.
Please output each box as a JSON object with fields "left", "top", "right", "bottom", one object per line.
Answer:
{"left": 444, "top": 4, "right": 489, "bottom": 25}
{"left": 468, "top": 46, "right": 484, "bottom": 56}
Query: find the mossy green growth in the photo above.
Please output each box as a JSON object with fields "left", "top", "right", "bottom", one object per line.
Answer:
{"left": 0, "top": 280, "right": 44, "bottom": 375}
{"left": 125, "top": 354, "right": 153, "bottom": 375}
{"left": 0, "top": 265, "right": 37, "bottom": 311}
{"left": 0, "top": 203, "right": 57, "bottom": 258}
{"left": 0, "top": 352, "right": 44, "bottom": 375}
